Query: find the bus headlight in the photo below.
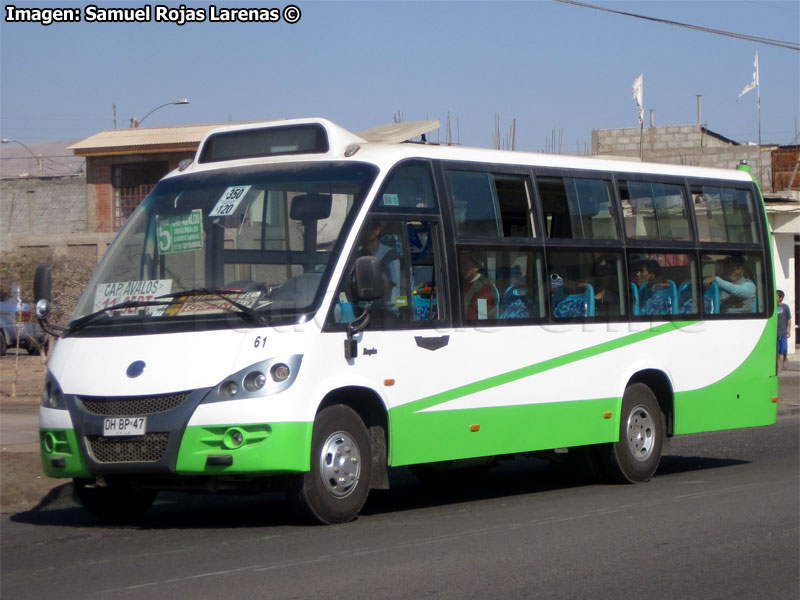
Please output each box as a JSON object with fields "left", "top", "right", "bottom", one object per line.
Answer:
{"left": 270, "top": 363, "right": 290, "bottom": 382}
{"left": 243, "top": 371, "right": 267, "bottom": 392}
{"left": 204, "top": 355, "right": 302, "bottom": 404}
{"left": 41, "top": 377, "right": 65, "bottom": 409}
{"left": 219, "top": 380, "right": 239, "bottom": 399}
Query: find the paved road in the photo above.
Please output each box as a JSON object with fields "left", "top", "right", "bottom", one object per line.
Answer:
{"left": 2, "top": 410, "right": 798, "bottom": 600}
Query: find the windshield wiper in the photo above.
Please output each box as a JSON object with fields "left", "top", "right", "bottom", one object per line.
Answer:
{"left": 156, "top": 288, "right": 269, "bottom": 324}
{"left": 67, "top": 299, "right": 172, "bottom": 334}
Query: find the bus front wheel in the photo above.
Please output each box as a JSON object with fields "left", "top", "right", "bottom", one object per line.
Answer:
{"left": 602, "top": 383, "right": 665, "bottom": 483}
{"left": 295, "top": 405, "right": 372, "bottom": 524}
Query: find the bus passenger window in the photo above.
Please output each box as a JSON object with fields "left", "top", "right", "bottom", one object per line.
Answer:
{"left": 457, "top": 247, "right": 545, "bottom": 323}
{"left": 619, "top": 181, "right": 692, "bottom": 241}
{"left": 629, "top": 252, "right": 698, "bottom": 317}
{"left": 693, "top": 186, "right": 760, "bottom": 244}
{"left": 448, "top": 171, "right": 535, "bottom": 239}
{"left": 547, "top": 249, "right": 625, "bottom": 319}
{"left": 538, "top": 176, "right": 618, "bottom": 240}
{"left": 700, "top": 253, "right": 763, "bottom": 315}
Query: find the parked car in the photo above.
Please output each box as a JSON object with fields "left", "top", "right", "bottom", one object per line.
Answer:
{"left": 0, "top": 291, "right": 48, "bottom": 356}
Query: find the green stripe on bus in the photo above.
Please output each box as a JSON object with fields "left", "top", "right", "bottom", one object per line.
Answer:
{"left": 399, "top": 321, "right": 698, "bottom": 416}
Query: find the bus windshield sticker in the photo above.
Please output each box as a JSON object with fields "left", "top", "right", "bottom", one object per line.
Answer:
{"left": 382, "top": 193, "right": 400, "bottom": 206}
{"left": 210, "top": 185, "right": 252, "bottom": 217}
{"left": 157, "top": 209, "right": 203, "bottom": 254}
{"left": 163, "top": 291, "right": 262, "bottom": 317}
{"left": 93, "top": 279, "right": 173, "bottom": 314}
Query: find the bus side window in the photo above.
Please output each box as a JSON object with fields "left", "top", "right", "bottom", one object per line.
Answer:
{"left": 628, "top": 252, "right": 698, "bottom": 317}
{"left": 447, "top": 170, "right": 535, "bottom": 239}
{"left": 538, "top": 176, "right": 618, "bottom": 240}
{"left": 547, "top": 249, "right": 625, "bottom": 319}
{"left": 619, "top": 180, "right": 692, "bottom": 241}
{"left": 333, "top": 219, "right": 444, "bottom": 328}
{"left": 457, "top": 247, "right": 545, "bottom": 323}
{"left": 448, "top": 171, "right": 502, "bottom": 237}
{"left": 693, "top": 186, "right": 760, "bottom": 244}
{"left": 377, "top": 162, "right": 437, "bottom": 211}
{"left": 700, "top": 252, "right": 764, "bottom": 315}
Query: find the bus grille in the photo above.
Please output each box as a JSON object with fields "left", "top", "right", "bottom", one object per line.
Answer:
{"left": 79, "top": 392, "right": 191, "bottom": 416}
{"left": 87, "top": 433, "right": 169, "bottom": 463}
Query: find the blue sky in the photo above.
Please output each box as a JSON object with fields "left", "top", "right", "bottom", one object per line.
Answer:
{"left": 1, "top": 0, "right": 798, "bottom": 151}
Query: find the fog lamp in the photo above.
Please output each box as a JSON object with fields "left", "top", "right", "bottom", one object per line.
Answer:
{"left": 223, "top": 428, "right": 245, "bottom": 449}
{"left": 43, "top": 432, "right": 57, "bottom": 454}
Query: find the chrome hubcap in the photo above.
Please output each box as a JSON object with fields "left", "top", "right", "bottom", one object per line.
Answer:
{"left": 626, "top": 404, "right": 655, "bottom": 461}
{"left": 319, "top": 431, "right": 361, "bottom": 498}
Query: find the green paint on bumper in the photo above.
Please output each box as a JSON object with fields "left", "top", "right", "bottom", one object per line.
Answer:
{"left": 40, "top": 429, "right": 91, "bottom": 478}
{"left": 175, "top": 421, "right": 313, "bottom": 474}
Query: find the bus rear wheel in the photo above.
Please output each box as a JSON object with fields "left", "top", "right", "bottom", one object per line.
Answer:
{"left": 601, "top": 383, "right": 665, "bottom": 483}
{"left": 73, "top": 478, "right": 157, "bottom": 522}
{"left": 295, "top": 405, "right": 372, "bottom": 524}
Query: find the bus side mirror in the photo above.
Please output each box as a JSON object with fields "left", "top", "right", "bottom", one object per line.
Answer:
{"left": 34, "top": 264, "right": 52, "bottom": 305}
{"left": 354, "top": 256, "right": 383, "bottom": 301}
{"left": 34, "top": 264, "right": 56, "bottom": 326}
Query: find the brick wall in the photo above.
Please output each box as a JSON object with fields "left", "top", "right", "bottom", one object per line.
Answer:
{"left": 85, "top": 152, "right": 194, "bottom": 232}
{"left": 1, "top": 174, "right": 87, "bottom": 237}
{"left": 592, "top": 125, "right": 776, "bottom": 190}
{"left": 0, "top": 173, "right": 117, "bottom": 260}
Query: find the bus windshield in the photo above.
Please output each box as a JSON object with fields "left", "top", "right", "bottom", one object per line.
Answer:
{"left": 70, "top": 161, "right": 378, "bottom": 332}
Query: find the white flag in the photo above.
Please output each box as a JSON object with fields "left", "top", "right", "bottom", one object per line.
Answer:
{"left": 737, "top": 52, "right": 759, "bottom": 100}
{"left": 632, "top": 74, "right": 643, "bottom": 124}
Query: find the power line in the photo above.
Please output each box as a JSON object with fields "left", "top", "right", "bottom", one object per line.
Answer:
{"left": 553, "top": 0, "right": 800, "bottom": 51}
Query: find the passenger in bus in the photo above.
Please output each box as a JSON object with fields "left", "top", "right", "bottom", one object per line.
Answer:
{"left": 632, "top": 259, "right": 660, "bottom": 304}
{"left": 460, "top": 252, "right": 498, "bottom": 321}
{"left": 360, "top": 221, "right": 401, "bottom": 313}
{"left": 703, "top": 257, "right": 756, "bottom": 313}
{"left": 592, "top": 254, "right": 620, "bottom": 317}
{"left": 500, "top": 263, "right": 531, "bottom": 319}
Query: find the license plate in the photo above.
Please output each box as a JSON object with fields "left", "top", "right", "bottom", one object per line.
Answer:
{"left": 103, "top": 417, "right": 147, "bottom": 436}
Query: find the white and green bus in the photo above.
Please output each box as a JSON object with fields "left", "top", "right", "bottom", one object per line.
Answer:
{"left": 35, "top": 118, "right": 779, "bottom": 523}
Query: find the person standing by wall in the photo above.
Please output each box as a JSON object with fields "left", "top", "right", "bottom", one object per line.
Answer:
{"left": 777, "top": 290, "right": 792, "bottom": 371}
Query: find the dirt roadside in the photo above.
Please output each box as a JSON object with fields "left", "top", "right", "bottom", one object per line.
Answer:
{"left": 0, "top": 350, "right": 65, "bottom": 514}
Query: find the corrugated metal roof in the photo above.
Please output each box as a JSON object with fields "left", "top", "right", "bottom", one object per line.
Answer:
{"left": 68, "top": 122, "right": 259, "bottom": 155}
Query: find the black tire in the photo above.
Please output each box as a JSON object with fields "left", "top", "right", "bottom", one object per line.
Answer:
{"left": 0, "top": 333, "right": 6, "bottom": 357}
{"left": 600, "top": 383, "right": 665, "bottom": 483}
{"left": 73, "top": 479, "right": 157, "bottom": 522}
{"left": 295, "top": 405, "right": 372, "bottom": 524}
